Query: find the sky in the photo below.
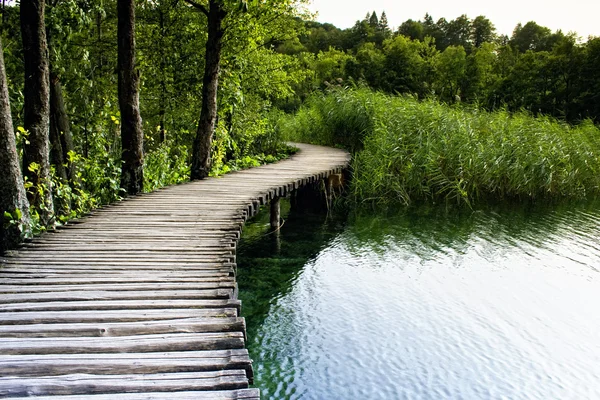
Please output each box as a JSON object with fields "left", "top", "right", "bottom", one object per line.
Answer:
{"left": 306, "top": 0, "right": 600, "bottom": 40}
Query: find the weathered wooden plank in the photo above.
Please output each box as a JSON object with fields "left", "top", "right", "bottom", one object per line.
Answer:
{"left": 1, "top": 262, "right": 233, "bottom": 269}
{"left": 0, "top": 332, "right": 245, "bottom": 354}
{"left": 4, "top": 255, "right": 233, "bottom": 263}
{"left": 0, "top": 299, "right": 241, "bottom": 313}
{"left": 6, "top": 389, "right": 260, "bottom": 400}
{"left": 0, "top": 289, "right": 234, "bottom": 303}
{"left": 0, "top": 350, "right": 252, "bottom": 376}
{"left": 0, "top": 370, "right": 249, "bottom": 396}
{"left": 0, "top": 271, "right": 233, "bottom": 279}
{"left": 0, "top": 317, "right": 245, "bottom": 337}
{"left": 16, "top": 246, "right": 234, "bottom": 253}
{"left": 0, "top": 309, "right": 237, "bottom": 325}
{"left": 0, "top": 281, "right": 235, "bottom": 293}
{"left": 0, "top": 268, "right": 237, "bottom": 278}
{"left": 0, "top": 276, "right": 233, "bottom": 285}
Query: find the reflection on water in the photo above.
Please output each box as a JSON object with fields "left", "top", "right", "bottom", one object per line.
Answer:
{"left": 237, "top": 201, "right": 600, "bottom": 400}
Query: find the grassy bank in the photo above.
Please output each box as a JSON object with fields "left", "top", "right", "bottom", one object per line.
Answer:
{"left": 280, "top": 88, "right": 600, "bottom": 206}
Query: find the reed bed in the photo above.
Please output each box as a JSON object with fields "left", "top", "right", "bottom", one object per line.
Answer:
{"left": 281, "top": 88, "right": 600, "bottom": 206}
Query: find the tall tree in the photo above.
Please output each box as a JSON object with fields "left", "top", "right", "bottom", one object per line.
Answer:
{"left": 184, "top": 0, "right": 227, "bottom": 180}
{"left": 368, "top": 11, "right": 379, "bottom": 28}
{"left": 397, "top": 19, "right": 424, "bottom": 41}
{"left": 1, "top": 38, "right": 31, "bottom": 252}
{"left": 378, "top": 11, "right": 390, "bottom": 34}
{"left": 49, "top": 71, "right": 75, "bottom": 182}
{"left": 20, "top": 0, "right": 53, "bottom": 226}
{"left": 118, "top": 0, "right": 144, "bottom": 194}
{"left": 373, "top": 10, "right": 391, "bottom": 45}
{"left": 471, "top": 16, "right": 496, "bottom": 48}
{"left": 446, "top": 14, "right": 472, "bottom": 50}
{"left": 46, "top": 0, "right": 77, "bottom": 185}
{"left": 510, "top": 21, "right": 553, "bottom": 53}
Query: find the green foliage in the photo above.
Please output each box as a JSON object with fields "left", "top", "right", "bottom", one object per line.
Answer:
{"left": 144, "top": 141, "right": 190, "bottom": 192}
{"left": 211, "top": 108, "right": 297, "bottom": 176}
{"left": 284, "top": 88, "right": 600, "bottom": 206}
{"left": 279, "top": 86, "right": 376, "bottom": 153}
{"left": 288, "top": 12, "right": 600, "bottom": 125}
{"left": 3, "top": 209, "right": 24, "bottom": 234}
{"left": 1, "top": 0, "right": 305, "bottom": 235}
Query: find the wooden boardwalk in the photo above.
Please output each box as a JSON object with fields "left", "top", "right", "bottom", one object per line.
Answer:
{"left": 0, "top": 143, "right": 350, "bottom": 399}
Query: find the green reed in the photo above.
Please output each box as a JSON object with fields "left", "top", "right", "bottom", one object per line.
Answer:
{"left": 283, "top": 88, "right": 600, "bottom": 206}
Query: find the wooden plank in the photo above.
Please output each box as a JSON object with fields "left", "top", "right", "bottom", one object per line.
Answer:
{"left": 6, "top": 389, "right": 260, "bottom": 400}
{"left": 0, "top": 262, "right": 234, "bottom": 269}
{"left": 0, "top": 309, "right": 238, "bottom": 325}
{"left": 0, "top": 289, "right": 234, "bottom": 303}
{"left": 0, "top": 370, "right": 249, "bottom": 396}
{"left": 0, "top": 276, "right": 233, "bottom": 285}
{"left": 0, "top": 299, "right": 241, "bottom": 313}
{"left": 0, "top": 281, "right": 235, "bottom": 293}
{"left": 0, "top": 350, "right": 252, "bottom": 376}
{"left": 0, "top": 317, "right": 245, "bottom": 337}
{"left": 0, "top": 268, "right": 236, "bottom": 276}
{"left": 0, "top": 332, "right": 245, "bottom": 354}
{"left": 4, "top": 255, "right": 233, "bottom": 263}
{"left": 0, "top": 271, "right": 233, "bottom": 279}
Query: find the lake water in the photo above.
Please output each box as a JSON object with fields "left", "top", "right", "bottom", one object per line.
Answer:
{"left": 237, "top": 201, "right": 600, "bottom": 400}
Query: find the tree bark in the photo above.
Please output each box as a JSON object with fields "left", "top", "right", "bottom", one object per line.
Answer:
{"left": 190, "top": 0, "right": 226, "bottom": 180}
{"left": 118, "top": 0, "right": 144, "bottom": 195}
{"left": 45, "top": 5, "right": 75, "bottom": 186}
{"left": 20, "top": 0, "right": 53, "bottom": 226}
{"left": 0, "top": 38, "right": 31, "bottom": 252}
{"left": 49, "top": 71, "right": 75, "bottom": 182}
{"left": 158, "top": 5, "right": 166, "bottom": 143}
{"left": 49, "top": 76, "right": 67, "bottom": 184}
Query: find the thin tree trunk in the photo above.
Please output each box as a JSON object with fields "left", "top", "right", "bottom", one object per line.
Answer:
{"left": 0, "top": 38, "right": 31, "bottom": 252}
{"left": 159, "top": 5, "right": 166, "bottom": 143}
{"left": 45, "top": 4, "right": 75, "bottom": 186}
{"left": 49, "top": 74, "right": 67, "bottom": 183}
{"left": 20, "top": 0, "right": 53, "bottom": 226}
{"left": 50, "top": 71, "right": 75, "bottom": 182}
{"left": 118, "top": 0, "right": 144, "bottom": 195}
{"left": 190, "top": 0, "right": 226, "bottom": 180}
{"left": 1, "top": 0, "right": 6, "bottom": 32}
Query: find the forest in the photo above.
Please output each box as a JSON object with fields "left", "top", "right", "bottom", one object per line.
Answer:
{"left": 1, "top": 1, "right": 600, "bottom": 251}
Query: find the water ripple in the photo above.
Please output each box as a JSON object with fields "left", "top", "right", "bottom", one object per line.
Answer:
{"left": 240, "top": 203, "right": 600, "bottom": 400}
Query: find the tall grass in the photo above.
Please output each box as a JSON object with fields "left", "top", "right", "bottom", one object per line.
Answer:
{"left": 283, "top": 88, "right": 600, "bottom": 206}
{"left": 279, "top": 88, "right": 378, "bottom": 153}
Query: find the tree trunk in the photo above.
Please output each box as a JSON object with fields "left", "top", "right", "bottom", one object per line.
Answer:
{"left": 190, "top": 0, "right": 226, "bottom": 180}
{"left": 49, "top": 71, "right": 75, "bottom": 182}
{"left": 49, "top": 75, "right": 67, "bottom": 184}
{"left": 20, "top": 0, "right": 53, "bottom": 226}
{"left": 0, "top": 38, "right": 31, "bottom": 252}
{"left": 45, "top": 5, "right": 75, "bottom": 187}
{"left": 118, "top": 0, "right": 144, "bottom": 195}
{"left": 158, "top": 6, "right": 166, "bottom": 143}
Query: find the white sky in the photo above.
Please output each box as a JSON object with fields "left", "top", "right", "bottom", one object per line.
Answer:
{"left": 306, "top": 0, "right": 600, "bottom": 40}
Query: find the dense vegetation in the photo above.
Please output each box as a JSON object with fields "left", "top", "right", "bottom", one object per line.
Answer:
{"left": 1, "top": 0, "right": 304, "bottom": 250}
{"left": 286, "top": 12, "right": 600, "bottom": 124}
{"left": 1, "top": 2, "right": 599, "bottom": 250}
{"left": 282, "top": 88, "right": 600, "bottom": 206}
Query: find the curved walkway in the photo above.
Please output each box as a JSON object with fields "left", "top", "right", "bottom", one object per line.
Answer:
{"left": 0, "top": 143, "right": 350, "bottom": 399}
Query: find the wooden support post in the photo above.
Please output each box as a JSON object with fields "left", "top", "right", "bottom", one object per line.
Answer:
{"left": 270, "top": 196, "right": 280, "bottom": 230}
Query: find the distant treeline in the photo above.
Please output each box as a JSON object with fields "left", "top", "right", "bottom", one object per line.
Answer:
{"left": 276, "top": 11, "right": 600, "bottom": 124}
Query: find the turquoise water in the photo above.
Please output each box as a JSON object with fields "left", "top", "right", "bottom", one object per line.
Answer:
{"left": 237, "top": 201, "right": 600, "bottom": 400}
